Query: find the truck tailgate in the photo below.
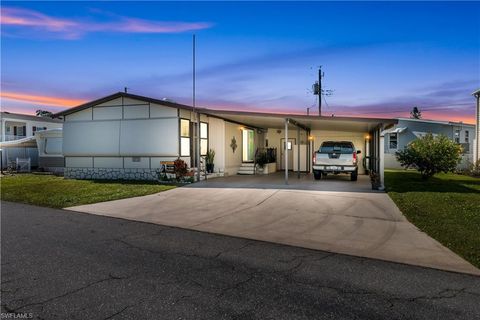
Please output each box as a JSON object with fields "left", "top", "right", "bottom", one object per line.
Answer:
{"left": 315, "top": 153, "right": 354, "bottom": 166}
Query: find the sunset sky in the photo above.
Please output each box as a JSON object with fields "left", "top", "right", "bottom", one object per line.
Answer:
{"left": 1, "top": 1, "right": 479, "bottom": 123}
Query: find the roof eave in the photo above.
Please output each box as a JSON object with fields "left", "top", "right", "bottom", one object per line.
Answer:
{"left": 54, "top": 92, "right": 195, "bottom": 118}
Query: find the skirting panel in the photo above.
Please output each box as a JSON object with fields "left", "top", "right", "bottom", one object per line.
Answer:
{"left": 65, "top": 167, "right": 158, "bottom": 181}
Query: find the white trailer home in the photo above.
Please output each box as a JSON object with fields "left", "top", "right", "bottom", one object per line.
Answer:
{"left": 56, "top": 92, "right": 259, "bottom": 180}
{"left": 57, "top": 92, "right": 395, "bottom": 187}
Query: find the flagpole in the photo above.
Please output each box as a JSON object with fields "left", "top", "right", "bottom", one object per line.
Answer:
{"left": 193, "top": 34, "right": 201, "bottom": 182}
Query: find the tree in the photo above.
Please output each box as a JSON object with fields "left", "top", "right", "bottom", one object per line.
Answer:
{"left": 410, "top": 106, "right": 422, "bottom": 119}
{"left": 395, "top": 133, "right": 462, "bottom": 179}
{"left": 36, "top": 110, "right": 54, "bottom": 118}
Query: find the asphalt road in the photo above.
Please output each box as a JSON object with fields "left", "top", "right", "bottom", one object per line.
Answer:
{"left": 1, "top": 201, "right": 479, "bottom": 320}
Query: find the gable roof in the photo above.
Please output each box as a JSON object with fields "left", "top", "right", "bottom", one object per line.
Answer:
{"left": 1, "top": 111, "right": 63, "bottom": 123}
{"left": 55, "top": 92, "right": 194, "bottom": 117}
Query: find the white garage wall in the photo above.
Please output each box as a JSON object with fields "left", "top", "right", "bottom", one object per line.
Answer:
{"left": 63, "top": 121, "right": 120, "bottom": 156}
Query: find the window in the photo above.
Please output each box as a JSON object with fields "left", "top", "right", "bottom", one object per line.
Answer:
{"left": 320, "top": 142, "right": 354, "bottom": 154}
{"left": 389, "top": 133, "right": 398, "bottom": 149}
{"left": 465, "top": 130, "right": 469, "bottom": 143}
{"left": 454, "top": 129, "right": 460, "bottom": 143}
{"left": 32, "top": 126, "right": 36, "bottom": 135}
{"left": 180, "top": 119, "right": 190, "bottom": 156}
{"left": 200, "top": 122, "right": 208, "bottom": 156}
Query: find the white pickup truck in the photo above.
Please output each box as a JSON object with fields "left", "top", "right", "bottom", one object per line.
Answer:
{"left": 312, "top": 141, "right": 361, "bottom": 181}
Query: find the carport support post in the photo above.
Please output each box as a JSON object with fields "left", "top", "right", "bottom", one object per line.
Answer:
{"left": 285, "top": 118, "right": 289, "bottom": 185}
{"left": 379, "top": 131, "right": 385, "bottom": 190}
{"left": 297, "top": 126, "right": 300, "bottom": 179}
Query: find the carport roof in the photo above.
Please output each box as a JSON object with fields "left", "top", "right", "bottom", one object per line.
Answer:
{"left": 200, "top": 109, "right": 397, "bottom": 132}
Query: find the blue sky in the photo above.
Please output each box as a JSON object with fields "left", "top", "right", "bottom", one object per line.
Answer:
{"left": 1, "top": 1, "right": 479, "bottom": 122}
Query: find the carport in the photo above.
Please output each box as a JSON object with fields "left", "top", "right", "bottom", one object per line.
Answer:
{"left": 201, "top": 109, "right": 397, "bottom": 188}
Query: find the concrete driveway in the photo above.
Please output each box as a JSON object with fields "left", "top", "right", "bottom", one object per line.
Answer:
{"left": 67, "top": 173, "right": 480, "bottom": 275}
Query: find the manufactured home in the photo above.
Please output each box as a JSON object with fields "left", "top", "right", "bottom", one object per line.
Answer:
{"left": 384, "top": 118, "right": 476, "bottom": 169}
{"left": 56, "top": 92, "right": 397, "bottom": 186}
{"left": 0, "top": 111, "right": 63, "bottom": 169}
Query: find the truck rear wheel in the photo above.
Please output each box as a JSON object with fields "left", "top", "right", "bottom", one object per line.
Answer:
{"left": 350, "top": 170, "right": 358, "bottom": 181}
{"left": 313, "top": 170, "right": 322, "bottom": 180}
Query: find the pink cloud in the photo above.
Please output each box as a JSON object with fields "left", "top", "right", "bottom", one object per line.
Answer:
{"left": 1, "top": 7, "right": 213, "bottom": 39}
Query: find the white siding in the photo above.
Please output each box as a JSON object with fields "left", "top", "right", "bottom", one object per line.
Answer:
{"left": 65, "top": 108, "right": 92, "bottom": 121}
{"left": 97, "top": 97, "right": 123, "bottom": 107}
{"left": 208, "top": 117, "right": 225, "bottom": 172}
{"left": 150, "top": 103, "right": 178, "bottom": 118}
{"left": 124, "top": 157, "right": 150, "bottom": 168}
{"left": 179, "top": 109, "right": 192, "bottom": 119}
{"left": 123, "top": 97, "right": 149, "bottom": 106}
{"left": 123, "top": 105, "right": 149, "bottom": 119}
{"left": 63, "top": 121, "right": 120, "bottom": 156}
{"left": 120, "top": 119, "right": 178, "bottom": 156}
{"left": 224, "top": 122, "right": 242, "bottom": 175}
{"left": 66, "top": 157, "right": 93, "bottom": 168}
{"left": 94, "top": 157, "right": 123, "bottom": 168}
{"left": 93, "top": 107, "right": 122, "bottom": 120}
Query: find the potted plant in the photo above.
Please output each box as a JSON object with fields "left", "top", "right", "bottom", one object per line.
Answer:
{"left": 256, "top": 150, "right": 268, "bottom": 170}
{"left": 205, "top": 149, "right": 215, "bottom": 173}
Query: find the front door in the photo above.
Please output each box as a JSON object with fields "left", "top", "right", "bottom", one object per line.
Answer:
{"left": 280, "top": 138, "right": 295, "bottom": 170}
{"left": 242, "top": 129, "right": 255, "bottom": 162}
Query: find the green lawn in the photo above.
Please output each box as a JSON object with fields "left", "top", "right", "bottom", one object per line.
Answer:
{"left": 1, "top": 174, "right": 175, "bottom": 208}
{"left": 385, "top": 169, "right": 480, "bottom": 268}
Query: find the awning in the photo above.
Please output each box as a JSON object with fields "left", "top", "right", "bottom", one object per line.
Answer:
{"left": 0, "top": 136, "right": 37, "bottom": 148}
{"left": 382, "top": 127, "right": 407, "bottom": 135}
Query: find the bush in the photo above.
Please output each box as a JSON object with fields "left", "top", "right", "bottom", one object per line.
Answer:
{"left": 173, "top": 158, "right": 188, "bottom": 181}
{"left": 395, "top": 133, "right": 462, "bottom": 179}
{"left": 460, "top": 160, "right": 480, "bottom": 177}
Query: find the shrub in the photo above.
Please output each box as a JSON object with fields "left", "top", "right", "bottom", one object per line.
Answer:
{"left": 395, "top": 133, "right": 462, "bottom": 179}
{"left": 173, "top": 158, "right": 188, "bottom": 181}
{"left": 471, "top": 160, "right": 480, "bottom": 177}
{"left": 460, "top": 160, "right": 480, "bottom": 177}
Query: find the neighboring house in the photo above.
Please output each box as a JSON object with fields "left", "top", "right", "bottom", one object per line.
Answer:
{"left": 473, "top": 89, "right": 480, "bottom": 163}
{"left": 0, "top": 112, "right": 63, "bottom": 169}
{"left": 384, "top": 118, "right": 476, "bottom": 169}
{"left": 35, "top": 128, "right": 64, "bottom": 173}
{"left": 56, "top": 92, "right": 396, "bottom": 184}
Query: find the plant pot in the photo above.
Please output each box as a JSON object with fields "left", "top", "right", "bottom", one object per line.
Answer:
{"left": 206, "top": 163, "right": 214, "bottom": 173}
